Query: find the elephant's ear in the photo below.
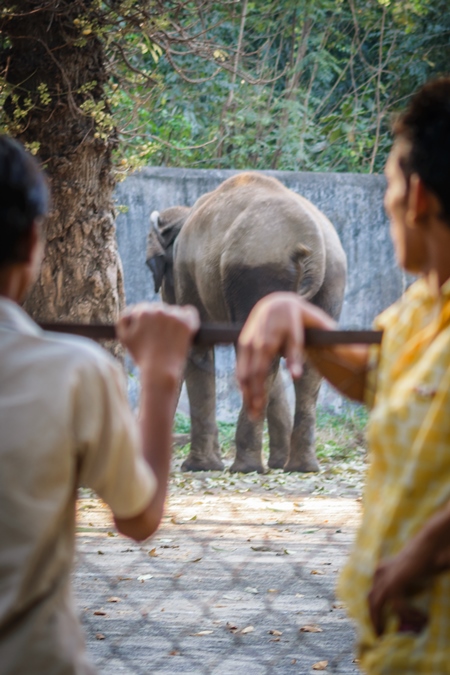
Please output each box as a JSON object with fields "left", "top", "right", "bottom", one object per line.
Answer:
{"left": 146, "top": 253, "right": 166, "bottom": 293}
{"left": 149, "top": 210, "right": 164, "bottom": 244}
{"left": 146, "top": 217, "right": 166, "bottom": 292}
{"left": 146, "top": 206, "right": 190, "bottom": 294}
{"left": 155, "top": 206, "right": 191, "bottom": 249}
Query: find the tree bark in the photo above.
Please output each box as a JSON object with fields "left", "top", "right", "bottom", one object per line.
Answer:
{"left": 1, "top": 2, "right": 124, "bottom": 325}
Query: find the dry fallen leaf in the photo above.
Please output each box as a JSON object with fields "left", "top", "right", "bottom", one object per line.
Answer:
{"left": 312, "top": 661, "right": 328, "bottom": 670}
{"left": 241, "top": 625, "right": 254, "bottom": 634}
{"left": 268, "top": 629, "right": 282, "bottom": 636}
{"left": 95, "top": 633, "right": 105, "bottom": 640}
{"left": 267, "top": 588, "right": 278, "bottom": 593}
{"left": 300, "top": 625, "right": 323, "bottom": 633}
{"left": 93, "top": 610, "right": 106, "bottom": 616}
{"left": 107, "top": 597, "right": 121, "bottom": 603}
{"left": 137, "top": 574, "right": 153, "bottom": 582}
{"left": 251, "top": 545, "right": 274, "bottom": 552}
{"left": 190, "top": 557, "right": 202, "bottom": 563}
{"left": 148, "top": 548, "right": 158, "bottom": 557}
{"left": 169, "top": 650, "right": 179, "bottom": 656}
{"left": 192, "top": 630, "right": 213, "bottom": 636}
{"left": 310, "top": 570, "right": 325, "bottom": 575}
{"left": 226, "top": 622, "right": 238, "bottom": 633}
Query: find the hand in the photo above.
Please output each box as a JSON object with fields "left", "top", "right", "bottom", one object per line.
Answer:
{"left": 236, "top": 292, "right": 335, "bottom": 419}
{"left": 117, "top": 302, "right": 200, "bottom": 386}
{"left": 368, "top": 537, "right": 450, "bottom": 637}
{"left": 368, "top": 553, "right": 429, "bottom": 637}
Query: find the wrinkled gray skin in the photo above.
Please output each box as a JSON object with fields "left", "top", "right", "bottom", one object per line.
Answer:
{"left": 146, "top": 173, "right": 347, "bottom": 473}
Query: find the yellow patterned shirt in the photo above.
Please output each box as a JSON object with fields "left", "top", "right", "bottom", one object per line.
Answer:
{"left": 338, "top": 277, "right": 450, "bottom": 674}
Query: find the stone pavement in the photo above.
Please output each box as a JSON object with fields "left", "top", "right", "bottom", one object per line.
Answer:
{"left": 74, "top": 488, "right": 362, "bottom": 674}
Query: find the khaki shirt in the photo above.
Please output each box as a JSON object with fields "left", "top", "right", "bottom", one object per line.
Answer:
{"left": 0, "top": 297, "right": 156, "bottom": 674}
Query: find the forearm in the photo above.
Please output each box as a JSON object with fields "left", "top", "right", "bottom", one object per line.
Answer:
{"left": 409, "top": 503, "right": 450, "bottom": 571}
{"left": 307, "top": 344, "right": 369, "bottom": 402}
{"left": 139, "top": 372, "right": 178, "bottom": 518}
{"left": 368, "top": 501, "right": 450, "bottom": 635}
{"left": 114, "top": 302, "right": 199, "bottom": 541}
{"left": 237, "top": 292, "right": 371, "bottom": 417}
{"left": 302, "top": 303, "right": 369, "bottom": 402}
{"left": 299, "top": 300, "right": 369, "bottom": 402}
{"left": 114, "top": 372, "right": 178, "bottom": 541}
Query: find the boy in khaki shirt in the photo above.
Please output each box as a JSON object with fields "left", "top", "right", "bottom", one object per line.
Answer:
{"left": 0, "top": 136, "right": 199, "bottom": 674}
{"left": 237, "top": 78, "right": 450, "bottom": 673}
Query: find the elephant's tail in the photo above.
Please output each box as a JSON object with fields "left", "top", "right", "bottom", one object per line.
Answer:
{"left": 291, "top": 242, "right": 311, "bottom": 265}
{"left": 291, "top": 242, "right": 321, "bottom": 301}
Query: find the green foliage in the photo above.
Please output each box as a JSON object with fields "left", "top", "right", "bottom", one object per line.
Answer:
{"left": 170, "top": 407, "right": 367, "bottom": 499}
{"left": 173, "top": 412, "right": 236, "bottom": 459}
{"left": 174, "top": 411, "right": 191, "bottom": 435}
{"left": 1, "top": 1, "right": 448, "bottom": 175}
{"left": 217, "top": 421, "right": 236, "bottom": 454}
{"left": 115, "top": 0, "right": 449, "bottom": 174}
{"left": 173, "top": 405, "right": 368, "bottom": 465}
{"left": 315, "top": 406, "right": 368, "bottom": 462}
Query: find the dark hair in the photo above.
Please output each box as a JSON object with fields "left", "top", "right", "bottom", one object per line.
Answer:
{"left": 0, "top": 135, "right": 49, "bottom": 266}
{"left": 394, "top": 77, "right": 450, "bottom": 226}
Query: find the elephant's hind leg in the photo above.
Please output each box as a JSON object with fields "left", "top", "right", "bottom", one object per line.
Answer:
{"left": 231, "top": 362, "right": 284, "bottom": 474}
{"left": 267, "top": 369, "right": 292, "bottom": 470}
{"left": 285, "top": 360, "right": 321, "bottom": 473}
{"left": 230, "top": 408, "right": 265, "bottom": 473}
{"left": 181, "top": 347, "right": 224, "bottom": 472}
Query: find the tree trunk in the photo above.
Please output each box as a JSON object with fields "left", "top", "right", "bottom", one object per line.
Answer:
{"left": 1, "top": 2, "right": 124, "bottom": 325}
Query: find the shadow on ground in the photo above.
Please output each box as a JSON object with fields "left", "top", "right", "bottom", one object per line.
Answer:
{"left": 75, "top": 471, "right": 362, "bottom": 675}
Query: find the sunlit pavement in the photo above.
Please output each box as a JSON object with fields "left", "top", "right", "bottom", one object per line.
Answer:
{"left": 75, "top": 481, "right": 362, "bottom": 674}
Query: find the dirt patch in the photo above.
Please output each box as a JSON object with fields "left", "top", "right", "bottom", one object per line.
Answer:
{"left": 75, "top": 464, "right": 362, "bottom": 674}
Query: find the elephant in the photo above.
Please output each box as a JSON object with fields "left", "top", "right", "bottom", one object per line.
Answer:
{"left": 146, "top": 172, "right": 347, "bottom": 473}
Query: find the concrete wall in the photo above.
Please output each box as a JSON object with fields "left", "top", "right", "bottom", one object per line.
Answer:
{"left": 115, "top": 167, "right": 410, "bottom": 417}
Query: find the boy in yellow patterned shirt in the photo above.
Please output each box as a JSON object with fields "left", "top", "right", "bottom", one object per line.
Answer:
{"left": 236, "top": 78, "right": 450, "bottom": 673}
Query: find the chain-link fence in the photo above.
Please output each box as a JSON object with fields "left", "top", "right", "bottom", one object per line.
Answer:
{"left": 75, "top": 448, "right": 364, "bottom": 675}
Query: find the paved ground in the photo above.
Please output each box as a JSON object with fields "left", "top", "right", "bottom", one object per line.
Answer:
{"left": 74, "top": 479, "right": 362, "bottom": 674}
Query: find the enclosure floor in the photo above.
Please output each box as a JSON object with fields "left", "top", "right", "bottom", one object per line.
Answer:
{"left": 74, "top": 487, "right": 361, "bottom": 675}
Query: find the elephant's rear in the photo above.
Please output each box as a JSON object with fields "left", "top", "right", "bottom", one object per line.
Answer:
{"left": 217, "top": 176, "right": 329, "bottom": 323}
{"left": 173, "top": 171, "right": 346, "bottom": 325}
